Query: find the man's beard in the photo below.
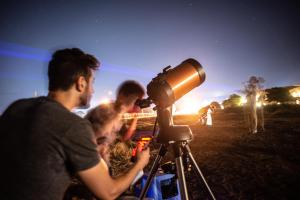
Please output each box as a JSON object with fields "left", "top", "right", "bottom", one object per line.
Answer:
{"left": 78, "top": 88, "right": 91, "bottom": 109}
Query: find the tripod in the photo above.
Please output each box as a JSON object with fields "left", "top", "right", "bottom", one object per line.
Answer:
{"left": 139, "top": 107, "right": 216, "bottom": 200}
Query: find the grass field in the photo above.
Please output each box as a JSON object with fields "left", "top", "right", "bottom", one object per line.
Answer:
{"left": 137, "top": 104, "right": 300, "bottom": 199}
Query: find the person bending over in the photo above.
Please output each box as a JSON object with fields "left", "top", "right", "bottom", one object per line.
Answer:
{"left": 86, "top": 80, "right": 145, "bottom": 176}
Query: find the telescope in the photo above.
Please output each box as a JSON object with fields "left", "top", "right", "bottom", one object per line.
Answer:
{"left": 135, "top": 58, "right": 205, "bottom": 109}
{"left": 137, "top": 59, "right": 216, "bottom": 200}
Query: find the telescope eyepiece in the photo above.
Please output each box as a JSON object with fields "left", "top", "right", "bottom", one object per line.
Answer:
{"left": 135, "top": 98, "right": 152, "bottom": 109}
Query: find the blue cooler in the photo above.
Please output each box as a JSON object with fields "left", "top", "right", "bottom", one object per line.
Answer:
{"left": 135, "top": 173, "right": 181, "bottom": 200}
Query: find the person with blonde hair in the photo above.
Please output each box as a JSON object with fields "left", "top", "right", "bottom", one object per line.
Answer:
{"left": 85, "top": 103, "right": 120, "bottom": 165}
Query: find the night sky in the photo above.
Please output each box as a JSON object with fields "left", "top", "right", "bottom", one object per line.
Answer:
{"left": 0, "top": 0, "right": 299, "bottom": 113}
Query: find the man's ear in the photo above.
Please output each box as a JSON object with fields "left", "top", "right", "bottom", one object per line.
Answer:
{"left": 75, "top": 76, "right": 87, "bottom": 92}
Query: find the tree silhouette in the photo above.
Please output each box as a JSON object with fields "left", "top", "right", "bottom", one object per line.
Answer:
{"left": 222, "top": 94, "right": 241, "bottom": 108}
{"left": 266, "top": 86, "right": 296, "bottom": 103}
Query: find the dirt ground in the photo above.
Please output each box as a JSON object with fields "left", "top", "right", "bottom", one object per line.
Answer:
{"left": 138, "top": 105, "right": 300, "bottom": 200}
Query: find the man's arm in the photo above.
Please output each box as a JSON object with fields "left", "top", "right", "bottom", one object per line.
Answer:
{"left": 122, "top": 115, "right": 138, "bottom": 141}
{"left": 78, "top": 147, "right": 150, "bottom": 200}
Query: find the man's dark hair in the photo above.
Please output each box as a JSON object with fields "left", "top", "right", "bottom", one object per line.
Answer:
{"left": 115, "top": 80, "right": 145, "bottom": 110}
{"left": 48, "top": 48, "right": 100, "bottom": 91}
{"left": 116, "top": 80, "right": 145, "bottom": 99}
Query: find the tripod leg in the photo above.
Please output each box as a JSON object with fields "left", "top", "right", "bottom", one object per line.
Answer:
{"left": 139, "top": 144, "right": 168, "bottom": 200}
{"left": 173, "top": 143, "right": 189, "bottom": 200}
{"left": 184, "top": 145, "right": 216, "bottom": 200}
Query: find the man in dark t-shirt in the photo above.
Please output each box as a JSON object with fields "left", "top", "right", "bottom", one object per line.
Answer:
{"left": 0, "top": 48, "right": 150, "bottom": 200}
{"left": 0, "top": 96, "right": 99, "bottom": 200}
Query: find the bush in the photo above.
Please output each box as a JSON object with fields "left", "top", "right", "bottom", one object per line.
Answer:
{"left": 265, "top": 104, "right": 300, "bottom": 116}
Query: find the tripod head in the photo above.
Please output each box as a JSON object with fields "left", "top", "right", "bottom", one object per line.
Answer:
{"left": 156, "top": 105, "right": 193, "bottom": 144}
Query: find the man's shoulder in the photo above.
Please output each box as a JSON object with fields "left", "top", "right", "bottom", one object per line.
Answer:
{"left": 2, "top": 97, "right": 45, "bottom": 116}
{"left": 9, "top": 96, "right": 41, "bottom": 107}
{"left": 4, "top": 96, "right": 87, "bottom": 124}
{"left": 38, "top": 98, "right": 89, "bottom": 125}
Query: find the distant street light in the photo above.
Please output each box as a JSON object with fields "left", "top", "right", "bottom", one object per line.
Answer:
{"left": 289, "top": 87, "right": 300, "bottom": 105}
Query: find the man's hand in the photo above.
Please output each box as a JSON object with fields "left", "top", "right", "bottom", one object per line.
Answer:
{"left": 136, "top": 147, "right": 150, "bottom": 169}
{"left": 78, "top": 147, "right": 150, "bottom": 200}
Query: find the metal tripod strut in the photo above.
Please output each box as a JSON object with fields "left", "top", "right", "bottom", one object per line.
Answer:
{"left": 173, "top": 142, "right": 189, "bottom": 200}
{"left": 183, "top": 144, "right": 216, "bottom": 200}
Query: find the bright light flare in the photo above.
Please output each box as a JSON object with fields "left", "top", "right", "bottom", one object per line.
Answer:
{"left": 256, "top": 94, "right": 259, "bottom": 101}
{"left": 122, "top": 112, "right": 156, "bottom": 119}
{"left": 291, "top": 92, "right": 300, "bottom": 98}
{"left": 174, "top": 94, "right": 209, "bottom": 115}
{"left": 100, "top": 97, "right": 111, "bottom": 104}
{"left": 240, "top": 96, "right": 247, "bottom": 105}
{"left": 289, "top": 87, "right": 300, "bottom": 98}
{"left": 239, "top": 93, "right": 264, "bottom": 107}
